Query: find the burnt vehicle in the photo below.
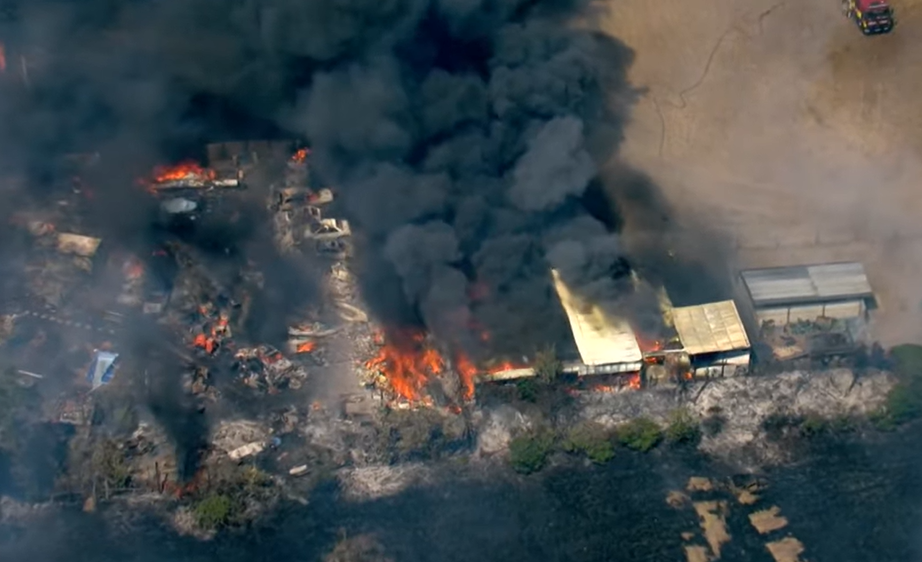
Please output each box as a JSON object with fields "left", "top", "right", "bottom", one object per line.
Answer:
{"left": 843, "top": 0, "right": 895, "bottom": 35}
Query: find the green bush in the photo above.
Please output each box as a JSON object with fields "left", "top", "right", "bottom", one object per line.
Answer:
{"left": 194, "top": 494, "right": 234, "bottom": 530}
{"left": 509, "top": 429, "right": 556, "bottom": 474}
{"left": 516, "top": 378, "right": 538, "bottom": 403}
{"left": 665, "top": 409, "right": 701, "bottom": 445}
{"left": 562, "top": 422, "right": 614, "bottom": 463}
{"left": 617, "top": 418, "right": 663, "bottom": 452}
{"left": 871, "top": 344, "right": 922, "bottom": 429}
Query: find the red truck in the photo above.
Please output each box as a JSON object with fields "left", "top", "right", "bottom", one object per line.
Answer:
{"left": 843, "top": 0, "right": 895, "bottom": 35}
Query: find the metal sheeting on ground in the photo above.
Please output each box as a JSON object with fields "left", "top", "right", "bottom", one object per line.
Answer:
{"left": 56, "top": 233, "right": 101, "bottom": 257}
{"left": 86, "top": 350, "right": 118, "bottom": 389}
{"left": 741, "top": 262, "right": 873, "bottom": 307}
{"left": 672, "top": 300, "right": 750, "bottom": 356}
{"left": 550, "top": 269, "right": 642, "bottom": 366}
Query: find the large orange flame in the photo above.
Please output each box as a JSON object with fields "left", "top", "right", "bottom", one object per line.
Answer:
{"left": 365, "top": 329, "right": 537, "bottom": 404}
{"left": 365, "top": 330, "right": 445, "bottom": 402}
{"left": 151, "top": 161, "right": 216, "bottom": 184}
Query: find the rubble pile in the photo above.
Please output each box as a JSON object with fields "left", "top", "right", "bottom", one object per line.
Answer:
{"left": 270, "top": 149, "right": 349, "bottom": 257}
{"left": 12, "top": 213, "right": 101, "bottom": 308}
{"left": 233, "top": 345, "right": 308, "bottom": 392}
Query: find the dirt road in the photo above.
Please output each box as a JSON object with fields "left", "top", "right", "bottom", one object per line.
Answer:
{"left": 602, "top": 0, "right": 922, "bottom": 344}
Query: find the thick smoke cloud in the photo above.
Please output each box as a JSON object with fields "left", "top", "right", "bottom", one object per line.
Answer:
{"left": 0, "top": 0, "right": 641, "bottom": 365}
{"left": 295, "top": 3, "right": 641, "bottom": 355}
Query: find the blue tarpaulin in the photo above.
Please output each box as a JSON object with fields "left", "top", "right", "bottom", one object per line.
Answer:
{"left": 86, "top": 351, "right": 118, "bottom": 390}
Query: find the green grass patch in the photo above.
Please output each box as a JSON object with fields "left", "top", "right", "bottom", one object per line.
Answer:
{"left": 616, "top": 417, "right": 663, "bottom": 452}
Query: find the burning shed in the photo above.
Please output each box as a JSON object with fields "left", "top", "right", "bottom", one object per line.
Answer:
{"left": 671, "top": 300, "right": 751, "bottom": 377}
{"left": 740, "top": 262, "right": 874, "bottom": 327}
{"left": 550, "top": 269, "right": 643, "bottom": 376}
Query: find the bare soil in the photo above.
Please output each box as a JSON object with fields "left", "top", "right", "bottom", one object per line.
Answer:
{"left": 601, "top": 0, "right": 922, "bottom": 345}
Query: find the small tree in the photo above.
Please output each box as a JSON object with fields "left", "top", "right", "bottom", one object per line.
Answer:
{"left": 533, "top": 345, "right": 562, "bottom": 385}
{"left": 665, "top": 408, "right": 701, "bottom": 445}
{"left": 509, "top": 429, "right": 556, "bottom": 474}
{"left": 194, "top": 493, "right": 234, "bottom": 530}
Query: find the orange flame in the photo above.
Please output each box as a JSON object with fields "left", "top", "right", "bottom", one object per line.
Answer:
{"left": 151, "top": 161, "right": 216, "bottom": 184}
{"left": 296, "top": 341, "right": 316, "bottom": 354}
{"left": 0, "top": 43, "right": 6, "bottom": 74}
{"left": 365, "top": 328, "right": 534, "bottom": 404}
{"left": 628, "top": 373, "right": 642, "bottom": 390}
{"left": 365, "top": 330, "right": 444, "bottom": 401}
{"left": 454, "top": 353, "right": 478, "bottom": 400}
{"left": 193, "top": 334, "right": 217, "bottom": 354}
{"left": 291, "top": 148, "right": 309, "bottom": 163}
{"left": 488, "top": 361, "right": 524, "bottom": 375}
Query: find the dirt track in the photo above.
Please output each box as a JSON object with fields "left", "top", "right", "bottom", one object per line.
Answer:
{"left": 601, "top": 0, "right": 922, "bottom": 344}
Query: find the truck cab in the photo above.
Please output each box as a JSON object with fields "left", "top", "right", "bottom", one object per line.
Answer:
{"left": 844, "top": 0, "right": 894, "bottom": 35}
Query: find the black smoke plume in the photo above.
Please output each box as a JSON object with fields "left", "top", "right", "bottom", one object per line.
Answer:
{"left": 293, "top": 2, "right": 643, "bottom": 357}
{"left": 0, "top": 0, "right": 650, "bottom": 362}
{"left": 0, "top": 0, "right": 655, "bottom": 469}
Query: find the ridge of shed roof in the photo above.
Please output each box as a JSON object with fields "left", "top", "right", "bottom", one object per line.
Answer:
{"left": 741, "top": 262, "right": 872, "bottom": 307}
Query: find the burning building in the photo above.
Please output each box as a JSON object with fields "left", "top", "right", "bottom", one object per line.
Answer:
{"left": 549, "top": 268, "right": 644, "bottom": 376}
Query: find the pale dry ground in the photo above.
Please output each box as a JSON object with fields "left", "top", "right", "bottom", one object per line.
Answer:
{"left": 601, "top": 0, "right": 922, "bottom": 344}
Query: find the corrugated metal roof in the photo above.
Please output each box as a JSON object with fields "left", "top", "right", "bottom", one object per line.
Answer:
{"left": 551, "top": 269, "right": 642, "bottom": 366}
{"left": 741, "top": 262, "right": 873, "bottom": 307}
{"left": 672, "top": 300, "right": 750, "bottom": 356}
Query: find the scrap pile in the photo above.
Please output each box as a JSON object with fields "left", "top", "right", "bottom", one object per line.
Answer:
{"left": 116, "top": 255, "right": 146, "bottom": 308}
{"left": 760, "top": 318, "right": 856, "bottom": 362}
{"left": 182, "top": 364, "right": 217, "bottom": 407}
{"left": 14, "top": 215, "right": 102, "bottom": 308}
{"left": 270, "top": 148, "right": 350, "bottom": 257}
{"left": 233, "top": 345, "right": 308, "bottom": 392}
{"left": 189, "top": 302, "right": 233, "bottom": 357}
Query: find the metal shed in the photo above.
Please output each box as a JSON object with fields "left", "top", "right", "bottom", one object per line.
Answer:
{"left": 550, "top": 269, "right": 643, "bottom": 374}
{"left": 740, "top": 262, "right": 873, "bottom": 326}
{"left": 672, "top": 300, "right": 751, "bottom": 377}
